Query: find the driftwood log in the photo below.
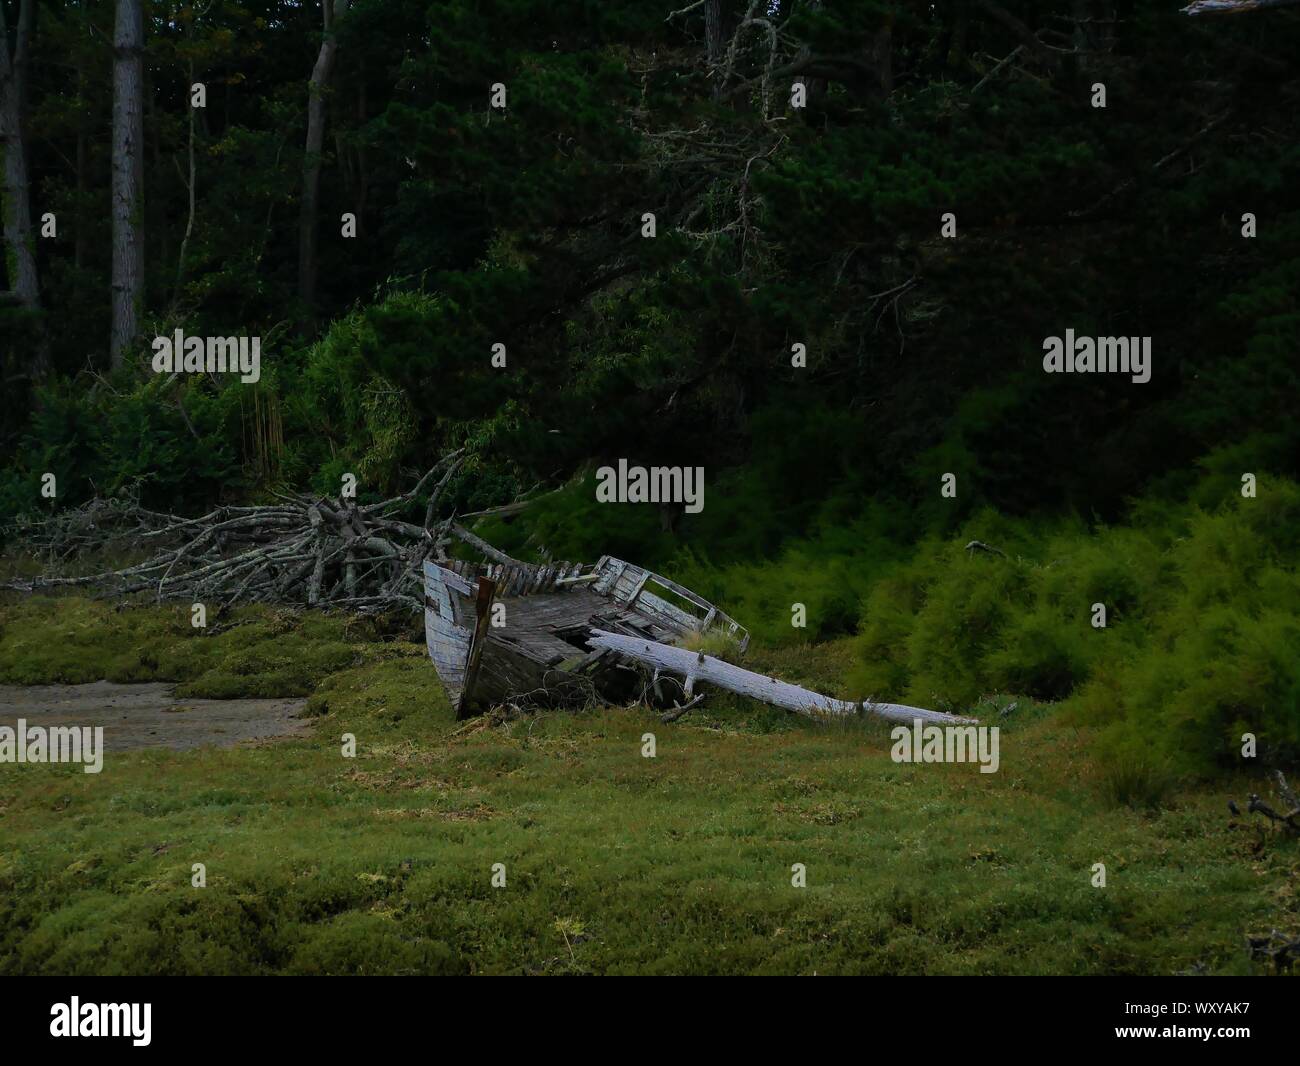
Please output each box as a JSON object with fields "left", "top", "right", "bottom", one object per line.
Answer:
{"left": 1182, "top": 0, "right": 1300, "bottom": 13}
{"left": 586, "top": 629, "right": 978, "bottom": 726}
{"left": 1230, "top": 770, "right": 1300, "bottom": 836}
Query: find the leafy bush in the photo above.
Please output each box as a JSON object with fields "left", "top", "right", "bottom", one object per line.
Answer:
{"left": 841, "top": 477, "right": 1300, "bottom": 780}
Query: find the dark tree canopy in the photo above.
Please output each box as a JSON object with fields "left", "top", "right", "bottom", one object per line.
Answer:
{"left": 0, "top": 0, "right": 1296, "bottom": 536}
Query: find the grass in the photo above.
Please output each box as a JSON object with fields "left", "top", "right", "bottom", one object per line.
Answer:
{"left": 678, "top": 626, "right": 747, "bottom": 664}
{"left": 0, "top": 595, "right": 1296, "bottom": 975}
{"left": 0, "top": 594, "right": 420, "bottom": 697}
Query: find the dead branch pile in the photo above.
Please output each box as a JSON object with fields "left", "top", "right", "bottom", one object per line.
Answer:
{"left": 1229, "top": 769, "right": 1300, "bottom": 837}
{"left": 1, "top": 450, "right": 534, "bottom": 615}
{"left": 1228, "top": 770, "right": 1300, "bottom": 871}
{"left": 1247, "top": 928, "right": 1300, "bottom": 974}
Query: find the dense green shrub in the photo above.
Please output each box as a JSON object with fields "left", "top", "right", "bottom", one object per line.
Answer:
{"left": 838, "top": 476, "right": 1300, "bottom": 779}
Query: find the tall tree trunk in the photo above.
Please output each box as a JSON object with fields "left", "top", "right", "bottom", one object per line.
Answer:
{"left": 947, "top": 1, "right": 970, "bottom": 73}
{"left": 0, "top": 0, "right": 45, "bottom": 379}
{"left": 13, "top": 0, "right": 32, "bottom": 119}
{"left": 704, "top": 0, "right": 723, "bottom": 97}
{"left": 868, "top": 20, "right": 893, "bottom": 98}
{"left": 355, "top": 75, "right": 368, "bottom": 230}
{"left": 110, "top": 0, "right": 145, "bottom": 369}
{"left": 75, "top": 61, "right": 87, "bottom": 272}
{"left": 299, "top": 0, "right": 350, "bottom": 327}
{"left": 149, "top": 71, "right": 167, "bottom": 282}
{"left": 797, "top": 0, "right": 826, "bottom": 104}
{"left": 175, "top": 59, "right": 197, "bottom": 300}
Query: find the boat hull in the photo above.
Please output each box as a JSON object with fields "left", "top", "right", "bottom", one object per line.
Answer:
{"left": 423, "top": 555, "right": 746, "bottom": 717}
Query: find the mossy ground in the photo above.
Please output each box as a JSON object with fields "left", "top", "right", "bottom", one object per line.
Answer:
{"left": 0, "top": 594, "right": 420, "bottom": 697}
{"left": 0, "top": 595, "right": 1295, "bottom": 975}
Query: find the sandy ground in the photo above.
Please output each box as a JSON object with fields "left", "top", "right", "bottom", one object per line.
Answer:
{"left": 0, "top": 681, "right": 310, "bottom": 752}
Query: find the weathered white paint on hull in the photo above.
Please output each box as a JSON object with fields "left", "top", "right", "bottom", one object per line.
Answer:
{"left": 423, "top": 560, "right": 472, "bottom": 708}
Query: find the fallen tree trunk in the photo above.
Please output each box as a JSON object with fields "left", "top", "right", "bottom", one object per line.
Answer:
{"left": 1182, "top": 0, "right": 1300, "bottom": 14}
{"left": 586, "top": 629, "right": 979, "bottom": 725}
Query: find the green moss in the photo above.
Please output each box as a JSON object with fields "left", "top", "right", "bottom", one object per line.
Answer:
{"left": 0, "top": 679, "right": 1287, "bottom": 975}
{"left": 0, "top": 598, "right": 421, "bottom": 699}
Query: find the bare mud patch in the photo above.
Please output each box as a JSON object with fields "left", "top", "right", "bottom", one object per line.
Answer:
{"left": 0, "top": 681, "right": 310, "bottom": 752}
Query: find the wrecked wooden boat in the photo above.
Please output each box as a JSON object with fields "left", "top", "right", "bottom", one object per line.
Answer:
{"left": 423, "top": 549, "right": 979, "bottom": 727}
{"left": 423, "top": 554, "right": 748, "bottom": 718}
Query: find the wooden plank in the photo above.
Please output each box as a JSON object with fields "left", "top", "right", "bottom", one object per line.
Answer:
{"left": 591, "top": 558, "right": 748, "bottom": 647}
{"left": 458, "top": 576, "right": 497, "bottom": 718}
{"left": 489, "top": 629, "right": 577, "bottom": 666}
{"left": 568, "top": 646, "right": 611, "bottom": 674}
{"left": 641, "top": 575, "right": 748, "bottom": 648}
{"left": 643, "top": 572, "right": 713, "bottom": 610}
{"left": 467, "top": 639, "right": 551, "bottom": 709}
{"left": 592, "top": 557, "right": 629, "bottom": 596}
{"left": 611, "top": 564, "right": 647, "bottom": 602}
{"left": 439, "top": 566, "right": 474, "bottom": 597}
{"left": 554, "top": 572, "right": 600, "bottom": 587}
{"left": 496, "top": 593, "right": 601, "bottom": 637}
{"left": 529, "top": 566, "right": 548, "bottom": 595}
{"left": 625, "top": 569, "right": 652, "bottom": 606}
{"left": 630, "top": 588, "right": 703, "bottom": 635}
{"left": 423, "top": 561, "right": 471, "bottom": 705}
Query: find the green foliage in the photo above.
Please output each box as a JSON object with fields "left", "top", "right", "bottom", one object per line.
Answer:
{"left": 841, "top": 476, "right": 1300, "bottom": 781}
{"left": 1096, "top": 754, "right": 1176, "bottom": 812}
{"left": 678, "top": 626, "right": 745, "bottom": 664}
{"left": 7, "top": 0, "right": 1299, "bottom": 548}
{"left": 0, "top": 374, "right": 245, "bottom": 522}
